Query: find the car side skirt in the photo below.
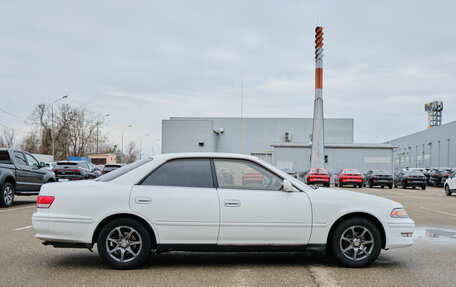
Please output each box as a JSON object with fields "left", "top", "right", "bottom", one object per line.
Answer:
{"left": 156, "top": 244, "right": 326, "bottom": 255}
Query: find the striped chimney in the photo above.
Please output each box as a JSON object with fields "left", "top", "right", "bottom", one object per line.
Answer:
{"left": 310, "top": 26, "right": 325, "bottom": 169}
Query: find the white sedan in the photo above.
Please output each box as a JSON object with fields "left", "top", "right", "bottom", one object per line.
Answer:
{"left": 444, "top": 171, "right": 456, "bottom": 196}
{"left": 32, "top": 153, "right": 414, "bottom": 269}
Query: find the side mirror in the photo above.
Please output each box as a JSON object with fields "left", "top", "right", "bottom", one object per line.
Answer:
{"left": 39, "top": 162, "right": 46, "bottom": 168}
{"left": 283, "top": 179, "right": 295, "bottom": 192}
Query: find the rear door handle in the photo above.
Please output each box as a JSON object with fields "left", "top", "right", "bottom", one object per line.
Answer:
{"left": 135, "top": 197, "right": 151, "bottom": 204}
{"left": 224, "top": 200, "right": 241, "bottom": 207}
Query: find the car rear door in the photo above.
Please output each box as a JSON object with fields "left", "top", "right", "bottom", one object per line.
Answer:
{"left": 214, "top": 158, "right": 312, "bottom": 245}
{"left": 130, "top": 158, "right": 219, "bottom": 244}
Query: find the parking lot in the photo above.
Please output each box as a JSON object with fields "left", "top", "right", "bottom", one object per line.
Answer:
{"left": 0, "top": 186, "right": 454, "bottom": 287}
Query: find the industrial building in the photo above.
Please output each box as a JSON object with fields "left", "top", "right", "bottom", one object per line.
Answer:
{"left": 386, "top": 120, "right": 456, "bottom": 170}
{"left": 162, "top": 117, "right": 395, "bottom": 182}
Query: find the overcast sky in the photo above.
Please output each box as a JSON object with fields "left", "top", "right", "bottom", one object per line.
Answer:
{"left": 1, "top": 0, "right": 455, "bottom": 155}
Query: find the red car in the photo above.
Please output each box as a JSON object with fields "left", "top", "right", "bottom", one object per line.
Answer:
{"left": 242, "top": 168, "right": 264, "bottom": 185}
{"left": 304, "top": 168, "right": 330, "bottom": 187}
{"left": 335, "top": 169, "right": 363, "bottom": 188}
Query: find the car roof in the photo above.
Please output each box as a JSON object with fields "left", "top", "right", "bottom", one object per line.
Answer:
{"left": 150, "top": 152, "right": 261, "bottom": 161}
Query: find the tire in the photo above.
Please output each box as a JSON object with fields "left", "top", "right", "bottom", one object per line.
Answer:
{"left": 97, "top": 218, "right": 151, "bottom": 269}
{"left": 394, "top": 183, "right": 397, "bottom": 188}
{"left": 380, "top": 186, "right": 384, "bottom": 189}
{"left": 388, "top": 185, "right": 392, "bottom": 189}
{"left": 358, "top": 184, "right": 363, "bottom": 188}
{"left": 421, "top": 186, "right": 426, "bottom": 190}
{"left": 339, "top": 183, "right": 343, "bottom": 187}
{"left": 412, "top": 186, "right": 416, "bottom": 189}
{"left": 331, "top": 217, "right": 382, "bottom": 268}
{"left": 368, "top": 181, "right": 373, "bottom": 188}
{"left": 402, "top": 182, "right": 406, "bottom": 189}
{"left": 335, "top": 182, "right": 339, "bottom": 187}
{"left": 0, "top": 182, "right": 15, "bottom": 207}
{"left": 445, "top": 185, "right": 452, "bottom": 196}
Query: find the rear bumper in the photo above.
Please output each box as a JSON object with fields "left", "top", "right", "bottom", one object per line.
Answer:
{"left": 383, "top": 219, "right": 415, "bottom": 249}
{"left": 56, "top": 175, "right": 84, "bottom": 181}
{"left": 32, "top": 212, "right": 94, "bottom": 244}
{"left": 371, "top": 180, "right": 392, "bottom": 186}
{"left": 404, "top": 181, "right": 426, "bottom": 187}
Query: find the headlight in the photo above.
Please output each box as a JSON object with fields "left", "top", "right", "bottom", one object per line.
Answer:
{"left": 391, "top": 208, "right": 409, "bottom": 218}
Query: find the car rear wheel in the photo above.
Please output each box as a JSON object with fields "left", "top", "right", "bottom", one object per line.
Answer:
{"left": 331, "top": 217, "right": 382, "bottom": 268}
{"left": 368, "top": 181, "right": 373, "bottom": 188}
{"left": 402, "top": 182, "right": 406, "bottom": 189}
{"left": 421, "top": 186, "right": 426, "bottom": 190}
{"left": 445, "top": 185, "right": 452, "bottom": 196}
{"left": 0, "top": 182, "right": 14, "bottom": 207}
{"left": 97, "top": 218, "right": 151, "bottom": 269}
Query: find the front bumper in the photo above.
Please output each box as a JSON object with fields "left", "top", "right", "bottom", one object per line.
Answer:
{"left": 383, "top": 219, "right": 415, "bottom": 249}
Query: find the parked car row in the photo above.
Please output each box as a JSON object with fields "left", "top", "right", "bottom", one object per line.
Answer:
{"left": 0, "top": 147, "right": 128, "bottom": 207}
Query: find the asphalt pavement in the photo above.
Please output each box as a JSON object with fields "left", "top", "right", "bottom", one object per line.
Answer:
{"left": 1, "top": 186, "right": 455, "bottom": 287}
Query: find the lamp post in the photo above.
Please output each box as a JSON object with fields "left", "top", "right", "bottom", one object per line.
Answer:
{"left": 51, "top": 95, "right": 68, "bottom": 161}
{"left": 121, "top": 125, "right": 132, "bottom": 163}
{"left": 139, "top": 133, "right": 150, "bottom": 160}
{"left": 152, "top": 139, "right": 161, "bottom": 156}
{"left": 96, "top": 114, "right": 110, "bottom": 153}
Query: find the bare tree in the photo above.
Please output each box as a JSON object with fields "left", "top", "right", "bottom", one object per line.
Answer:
{"left": 21, "top": 103, "right": 111, "bottom": 160}
{"left": 119, "top": 142, "right": 138, "bottom": 164}
{"left": 2, "top": 128, "right": 16, "bottom": 148}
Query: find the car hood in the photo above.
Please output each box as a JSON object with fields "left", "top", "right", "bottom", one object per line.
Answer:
{"left": 307, "top": 187, "right": 402, "bottom": 208}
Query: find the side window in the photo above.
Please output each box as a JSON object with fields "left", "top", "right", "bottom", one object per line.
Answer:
{"left": 80, "top": 162, "right": 89, "bottom": 169}
{"left": 24, "top": 154, "right": 39, "bottom": 168}
{"left": 214, "top": 159, "right": 283, "bottom": 191}
{"left": 141, "top": 159, "right": 213, "bottom": 188}
{"left": 14, "top": 152, "right": 27, "bottom": 166}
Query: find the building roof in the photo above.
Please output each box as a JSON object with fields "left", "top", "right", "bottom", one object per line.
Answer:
{"left": 271, "top": 142, "right": 397, "bottom": 149}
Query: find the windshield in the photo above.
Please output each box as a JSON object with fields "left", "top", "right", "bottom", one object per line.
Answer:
{"left": 372, "top": 170, "right": 390, "bottom": 175}
{"left": 96, "top": 158, "right": 153, "bottom": 182}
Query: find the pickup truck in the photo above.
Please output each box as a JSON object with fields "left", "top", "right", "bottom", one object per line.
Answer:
{"left": 0, "top": 148, "right": 56, "bottom": 207}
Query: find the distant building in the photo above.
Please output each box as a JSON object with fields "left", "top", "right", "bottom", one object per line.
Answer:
{"left": 88, "top": 153, "right": 117, "bottom": 165}
{"left": 162, "top": 117, "right": 395, "bottom": 182}
{"left": 386, "top": 120, "right": 456, "bottom": 171}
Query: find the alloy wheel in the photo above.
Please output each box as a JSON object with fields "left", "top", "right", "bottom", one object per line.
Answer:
{"left": 3, "top": 186, "right": 13, "bottom": 205}
{"left": 339, "top": 225, "right": 375, "bottom": 261}
{"left": 106, "top": 226, "right": 143, "bottom": 263}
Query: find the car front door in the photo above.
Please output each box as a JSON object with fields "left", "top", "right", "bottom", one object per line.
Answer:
{"left": 130, "top": 158, "right": 219, "bottom": 245}
{"left": 214, "top": 158, "right": 312, "bottom": 245}
{"left": 13, "top": 151, "right": 35, "bottom": 191}
{"left": 24, "top": 153, "right": 47, "bottom": 190}
{"left": 450, "top": 172, "right": 456, "bottom": 189}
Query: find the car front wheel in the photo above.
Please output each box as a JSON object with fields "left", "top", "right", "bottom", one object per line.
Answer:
{"left": 331, "top": 217, "right": 382, "bottom": 268}
{"left": 97, "top": 218, "right": 151, "bottom": 269}
{"left": 0, "top": 182, "right": 14, "bottom": 207}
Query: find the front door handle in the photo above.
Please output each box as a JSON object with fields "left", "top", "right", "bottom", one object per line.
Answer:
{"left": 135, "top": 197, "right": 151, "bottom": 204}
{"left": 224, "top": 200, "right": 241, "bottom": 207}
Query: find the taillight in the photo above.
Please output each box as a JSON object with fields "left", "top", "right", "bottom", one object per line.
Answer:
{"left": 37, "top": 196, "right": 55, "bottom": 208}
{"left": 52, "top": 169, "right": 57, "bottom": 172}
{"left": 70, "top": 169, "right": 81, "bottom": 172}
{"left": 432, "top": 174, "right": 438, "bottom": 176}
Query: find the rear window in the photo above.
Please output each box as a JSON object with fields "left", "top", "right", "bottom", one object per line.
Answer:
{"left": 104, "top": 164, "right": 122, "bottom": 168}
{"left": 311, "top": 168, "right": 327, "bottom": 173}
{"left": 405, "top": 172, "right": 424, "bottom": 176}
{"left": 0, "top": 151, "right": 11, "bottom": 164}
{"left": 96, "top": 158, "right": 153, "bottom": 182}
{"left": 56, "top": 162, "right": 78, "bottom": 167}
{"left": 344, "top": 169, "right": 360, "bottom": 174}
{"left": 372, "top": 170, "right": 389, "bottom": 174}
